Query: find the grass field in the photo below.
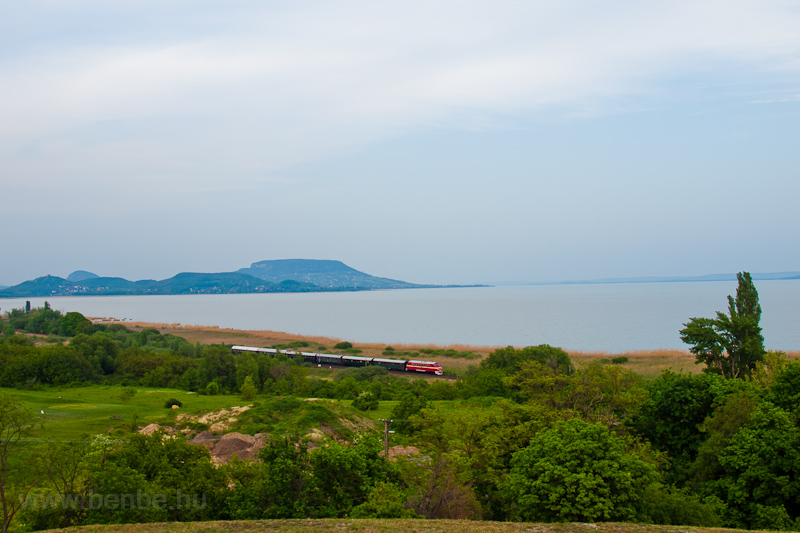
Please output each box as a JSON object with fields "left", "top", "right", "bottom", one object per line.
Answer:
{"left": 3, "top": 383, "right": 508, "bottom": 445}
{"left": 3, "top": 386, "right": 240, "bottom": 441}
{"left": 37, "top": 518, "right": 792, "bottom": 533}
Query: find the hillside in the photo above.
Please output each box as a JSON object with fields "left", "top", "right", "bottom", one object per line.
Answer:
{"left": 0, "top": 273, "right": 319, "bottom": 297}
{"left": 67, "top": 270, "right": 100, "bottom": 282}
{"left": 0, "top": 260, "right": 439, "bottom": 297}
{"left": 238, "top": 259, "right": 433, "bottom": 290}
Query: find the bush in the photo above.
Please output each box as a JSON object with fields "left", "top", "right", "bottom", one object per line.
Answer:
{"left": 353, "top": 393, "right": 379, "bottom": 411}
{"left": 334, "top": 341, "right": 353, "bottom": 350}
{"left": 164, "top": 398, "right": 183, "bottom": 408}
{"left": 504, "top": 418, "right": 657, "bottom": 522}
{"left": 611, "top": 356, "right": 629, "bottom": 364}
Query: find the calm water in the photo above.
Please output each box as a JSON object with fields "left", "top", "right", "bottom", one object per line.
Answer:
{"left": 2, "top": 281, "right": 798, "bottom": 352}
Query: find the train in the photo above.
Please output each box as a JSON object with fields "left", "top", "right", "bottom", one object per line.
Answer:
{"left": 231, "top": 345, "right": 444, "bottom": 376}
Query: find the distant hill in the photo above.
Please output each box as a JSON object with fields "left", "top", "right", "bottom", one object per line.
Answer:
{"left": 0, "top": 272, "right": 324, "bottom": 298}
{"left": 0, "top": 260, "right": 443, "bottom": 298}
{"left": 67, "top": 270, "right": 100, "bottom": 282}
{"left": 238, "top": 259, "right": 431, "bottom": 290}
{"left": 561, "top": 271, "right": 800, "bottom": 285}
{"left": 493, "top": 271, "right": 800, "bottom": 286}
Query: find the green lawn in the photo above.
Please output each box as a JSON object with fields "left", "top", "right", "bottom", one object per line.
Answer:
{"left": 5, "top": 385, "right": 504, "bottom": 444}
{"left": 2, "top": 386, "right": 240, "bottom": 441}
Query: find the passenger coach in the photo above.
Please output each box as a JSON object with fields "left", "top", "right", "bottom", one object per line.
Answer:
{"left": 231, "top": 345, "right": 443, "bottom": 375}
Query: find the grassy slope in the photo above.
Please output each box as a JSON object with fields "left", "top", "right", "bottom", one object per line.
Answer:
{"left": 39, "top": 519, "right": 792, "bottom": 533}
{"left": 3, "top": 386, "right": 240, "bottom": 441}
{"left": 6, "top": 385, "right": 498, "bottom": 443}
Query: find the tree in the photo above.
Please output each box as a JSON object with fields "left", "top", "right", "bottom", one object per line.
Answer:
{"left": 481, "top": 344, "right": 574, "bottom": 375}
{"left": 24, "top": 439, "right": 94, "bottom": 529}
{"left": 680, "top": 272, "right": 765, "bottom": 379}
{"left": 634, "top": 371, "right": 748, "bottom": 485}
{"left": 240, "top": 375, "right": 257, "bottom": 401}
{"left": 503, "top": 418, "right": 658, "bottom": 523}
{"left": 350, "top": 482, "right": 420, "bottom": 518}
{"left": 0, "top": 394, "right": 40, "bottom": 533}
{"left": 707, "top": 402, "right": 800, "bottom": 530}
{"left": 390, "top": 393, "right": 427, "bottom": 434}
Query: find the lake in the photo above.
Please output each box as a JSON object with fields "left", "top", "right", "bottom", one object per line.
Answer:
{"left": 2, "top": 280, "right": 798, "bottom": 352}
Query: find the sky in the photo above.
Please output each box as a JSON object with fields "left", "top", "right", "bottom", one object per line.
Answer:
{"left": 1, "top": 0, "right": 799, "bottom": 287}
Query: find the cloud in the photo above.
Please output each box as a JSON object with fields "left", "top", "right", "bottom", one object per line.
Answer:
{"left": 1, "top": 0, "right": 799, "bottom": 199}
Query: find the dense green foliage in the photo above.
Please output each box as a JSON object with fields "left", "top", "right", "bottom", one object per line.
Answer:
{"left": 2, "top": 288, "right": 800, "bottom": 531}
{"left": 504, "top": 419, "right": 657, "bottom": 522}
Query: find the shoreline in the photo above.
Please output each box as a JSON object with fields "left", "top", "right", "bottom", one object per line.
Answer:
{"left": 102, "top": 319, "right": 709, "bottom": 377}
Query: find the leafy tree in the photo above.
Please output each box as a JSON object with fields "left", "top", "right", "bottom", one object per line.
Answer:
{"left": 390, "top": 393, "right": 427, "bottom": 434}
{"left": 235, "top": 354, "right": 259, "bottom": 392}
{"left": 0, "top": 394, "right": 41, "bottom": 533}
{"left": 404, "top": 455, "right": 483, "bottom": 520}
{"left": 23, "top": 439, "right": 94, "bottom": 529}
{"left": 747, "top": 350, "right": 789, "bottom": 388}
{"left": 306, "top": 441, "right": 372, "bottom": 517}
{"left": 481, "top": 344, "right": 574, "bottom": 375}
{"left": 59, "top": 312, "right": 93, "bottom": 337}
{"left": 506, "top": 360, "right": 645, "bottom": 426}
{"left": 634, "top": 371, "right": 749, "bottom": 485}
{"left": 240, "top": 376, "right": 257, "bottom": 401}
{"left": 503, "top": 418, "right": 658, "bottom": 523}
{"left": 680, "top": 272, "right": 765, "bottom": 379}
{"left": 102, "top": 431, "right": 226, "bottom": 522}
{"left": 767, "top": 361, "right": 800, "bottom": 419}
{"left": 350, "top": 482, "right": 420, "bottom": 518}
{"left": 706, "top": 402, "right": 800, "bottom": 530}
{"left": 257, "top": 436, "right": 311, "bottom": 518}
{"left": 691, "top": 390, "right": 760, "bottom": 488}
{"left": 84, "top": 463, "right": 167, "bottom": 525}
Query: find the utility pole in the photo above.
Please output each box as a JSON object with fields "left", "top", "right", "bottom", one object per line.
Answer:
{"left": 379, "top": 419, "right": 392, "bottom": 458}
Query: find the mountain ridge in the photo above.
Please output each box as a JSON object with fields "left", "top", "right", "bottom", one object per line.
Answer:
{"left": 0, "top": 259, "right": 451, "bottom": 298}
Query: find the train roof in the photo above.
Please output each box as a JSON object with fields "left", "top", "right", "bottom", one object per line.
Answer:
{"left": 407, "top": 360, "right": 441, "bottom": 365}
{"left": 341, "top": 355, "right": 373, "bottom": 361}
{"left": 372, "top": 358, "right": 405, "bottom": 364}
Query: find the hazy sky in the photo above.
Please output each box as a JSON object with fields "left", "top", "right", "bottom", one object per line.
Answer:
{"left": 2, "top": 1, "right": 799, "bottom": 287}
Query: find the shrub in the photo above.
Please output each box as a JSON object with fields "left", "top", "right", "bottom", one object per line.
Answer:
{"left": 611, "top": 356, "right": 629, "bottom": 364}
{"left": 164, "top": 398, "right": 183, "bottom": 408}
{"left": 334, "top": 341, "right": 354, "bottom": 350}
{"left": 353, "top": 393, "right": 379, "bottom": 411}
